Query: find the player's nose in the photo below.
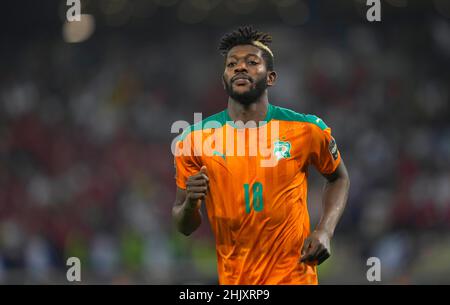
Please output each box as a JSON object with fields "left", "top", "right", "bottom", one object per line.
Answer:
{"left": 234, "top": 62, "right": 248, "bottom": 73}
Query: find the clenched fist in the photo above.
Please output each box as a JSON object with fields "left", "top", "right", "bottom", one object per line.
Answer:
{"left": 185, "top": 166, "right": 209, "bottom": 210}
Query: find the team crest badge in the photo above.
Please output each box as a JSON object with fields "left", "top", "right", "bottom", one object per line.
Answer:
{"left": 273, "top": 140, "right": 291, "bottom": 160}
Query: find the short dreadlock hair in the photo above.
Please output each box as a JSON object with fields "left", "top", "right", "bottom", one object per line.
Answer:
{"left": 218, "top": 25, "right": 274, "bottom": 71}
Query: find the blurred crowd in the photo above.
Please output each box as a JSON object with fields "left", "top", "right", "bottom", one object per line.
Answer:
{"left": 1, "top": 2, "right": 450, "bottom": 284}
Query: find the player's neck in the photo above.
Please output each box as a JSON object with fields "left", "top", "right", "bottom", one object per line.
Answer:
{"left": 227, "top": 94, "right": 270, "bottom": 124}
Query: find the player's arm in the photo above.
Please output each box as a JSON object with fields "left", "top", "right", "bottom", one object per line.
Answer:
{"left": 172, "top": 166, "right": 209, "bottom": 236}
{"left": 301, "top": 159, "right": 350, "bottom": 265}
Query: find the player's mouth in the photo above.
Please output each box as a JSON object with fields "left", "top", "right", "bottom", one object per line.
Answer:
{"left": 232, "top": 74, "right": 252, "bottom": 85}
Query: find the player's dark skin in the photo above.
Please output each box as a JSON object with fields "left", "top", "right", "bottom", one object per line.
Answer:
{"left": 172, "top": 44, "right": 350, "bottom": 266}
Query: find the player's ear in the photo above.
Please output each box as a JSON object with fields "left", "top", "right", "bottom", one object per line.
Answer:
{"left": 267, "top": 71, "right": 277, "bottom": 87}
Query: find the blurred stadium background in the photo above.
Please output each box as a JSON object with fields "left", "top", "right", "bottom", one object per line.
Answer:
{"left": 1, "top": 0, "right": 449, "bottom": 284}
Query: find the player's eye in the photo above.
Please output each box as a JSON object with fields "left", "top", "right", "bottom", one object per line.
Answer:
{"left": 248, "top": 60, "right": 258, "bottom": 65}
{"left": 227, "top": 62, "right": 236, "bottom": 68}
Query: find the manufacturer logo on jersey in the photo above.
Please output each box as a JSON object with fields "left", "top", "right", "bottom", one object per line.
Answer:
{"left": 273, "top": 140, "right": 291, "bottom": 160}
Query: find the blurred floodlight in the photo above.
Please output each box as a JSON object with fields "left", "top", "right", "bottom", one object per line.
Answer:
{"left": 62, "top": 14, "right": 95, "bottom": 43}
{"left": 177, "top": 0, "right": 209, "bottom": 24}
{"left": 277, "top": 0, "right": 309, "bottom": 26}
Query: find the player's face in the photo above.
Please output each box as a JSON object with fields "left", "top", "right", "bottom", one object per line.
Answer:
{"left": 222, "top": 45, "right": 275, "bottom": 105}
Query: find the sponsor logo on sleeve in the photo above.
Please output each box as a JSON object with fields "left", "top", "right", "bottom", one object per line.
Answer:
{"left": 329, "top": 138, "right": 338, "bottom": 160}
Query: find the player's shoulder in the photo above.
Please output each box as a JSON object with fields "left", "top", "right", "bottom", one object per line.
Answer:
{"left": 178, "top": 110, "right": 226, "bottom": 141}
{"left": 271, "top": 104, "right": 328, "bottom": 131}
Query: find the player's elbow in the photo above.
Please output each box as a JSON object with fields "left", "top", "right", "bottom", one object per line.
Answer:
{"left": 172, "top": 208, "right": 187, "bottom": 235}
{"left": 179, "top": 227, "right": 194, "bottom": 236}
{"left": 172, "top": 206, "right": 199, "bottom": 236}
{"left": 177, "top": 219, "right": 202, "bottom": 236}
{"left": 176, "top": 221, "right": 197, "bottom": 236}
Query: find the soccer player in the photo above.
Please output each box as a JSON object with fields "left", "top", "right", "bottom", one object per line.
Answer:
{"left": 172, "top": 26, "right": 350, "bottom": 285}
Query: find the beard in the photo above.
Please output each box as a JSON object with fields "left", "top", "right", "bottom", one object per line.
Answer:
{"left": 224, "top": 74, "right": 268, "bottom": 106}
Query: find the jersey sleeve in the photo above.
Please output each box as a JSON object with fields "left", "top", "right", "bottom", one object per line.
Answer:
{"left": 174, "top": 131, "right": 201, "bottom": 189}
{"left": 308, "top": 121, "right": 341, "bottom": 175}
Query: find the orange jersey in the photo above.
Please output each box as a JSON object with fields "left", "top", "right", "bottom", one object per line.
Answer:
{"left": 174, "top": 104, "right": 341, "bottom": 285}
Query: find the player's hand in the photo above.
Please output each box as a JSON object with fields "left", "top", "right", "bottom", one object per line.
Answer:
{"left": 185, "top": 166, "right": 209, "bottom": 211}
{"left": 300, "top": 229, "right": 331, "bottom": 265}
